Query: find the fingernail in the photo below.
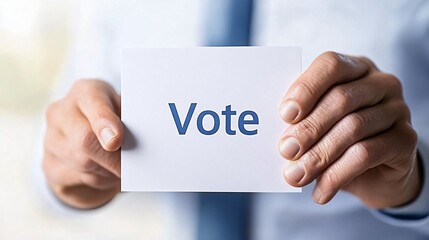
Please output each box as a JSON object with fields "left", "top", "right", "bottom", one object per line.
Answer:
{"left": 313, "top": 187, "right": 322, "bottom": 203}
{"left": 100, "top": 127, "right": 116, "bottom": 146}
{"left": 279, "top": 138, "right": 300, "bottom": 159}
{"left": 280, "top": 101, "right": 299, "bottom": 122}
{"left": 284, "top": 163, "right": 305, "bottom": 183}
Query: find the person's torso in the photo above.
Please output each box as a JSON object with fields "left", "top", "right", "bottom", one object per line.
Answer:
{"left": 75, "top": 1, "right": 429, "bottom": 239}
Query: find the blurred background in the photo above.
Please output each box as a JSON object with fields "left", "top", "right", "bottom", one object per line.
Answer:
{"left": 0, "top": 0, "right": 69, "bottom": 115}
{"left": 0, "top": 0, "right": 70, "bottom": 237}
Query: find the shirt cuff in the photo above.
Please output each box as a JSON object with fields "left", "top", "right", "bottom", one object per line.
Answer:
{"left": 377, "top": 140, "right": 429, "bottom": 221}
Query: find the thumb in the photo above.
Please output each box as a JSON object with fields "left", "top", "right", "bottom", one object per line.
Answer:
{"left": 76, "top": 80, "right": 123, "bottom": 151}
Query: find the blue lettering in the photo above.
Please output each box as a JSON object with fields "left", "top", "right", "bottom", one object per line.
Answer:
{"left": 221, "top": 105, "right": 236, "bottom": 135}
{"left": 169, "top": 103, "right": 259, "bottom": 136}
{"left": 197, "top": 110, "right": 220, "bottom": 135}
{"left": 238, "top": 111, "right": 259, "bottom": 135}
{"left": 168, "top": 102, "right": 196, "bottom": 135}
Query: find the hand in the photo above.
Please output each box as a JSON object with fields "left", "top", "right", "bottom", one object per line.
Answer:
{"left": 279, "top": 51, "right": 421, "bottom": 208}
{"left": 43, "top": 80, "right": 122, "bottom": 209}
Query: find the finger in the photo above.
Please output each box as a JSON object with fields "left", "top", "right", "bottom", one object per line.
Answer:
{"left": 311, "top": 124, "right": 417, "bottom": 205}
{"left": 43, "top": 152, "right": 83, "bottom": 187}
{"left": 80, "top": 172, "right": 120, "bottom": 190}
{"left": 45, "top": 99, "right": 68, "bottom": 136}
{"left": 74, "top": 80, "right": 123, "bottom": 151}
{"left": 279, "top": 52, "right": 372, "bottom": 124}
{"left": 43, "top": 152, "right": 120, "bottom": 190}
{"left": 282, "top": 100, "right": 406, "bottom": 186}
{"left": 45, "top": 123, "right": 96, "bottom": 172}
{"left": 65, "top": 111, "right": 121, "bottom": 177}
{"left": 45, "top": 109, "right": 117, "bottom": 178}
{"left": 279, "top": 72, "right": 391, "bottom": 160}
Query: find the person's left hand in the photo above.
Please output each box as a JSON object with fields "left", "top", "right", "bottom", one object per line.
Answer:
{"left": 279, "top": 51, "right": 422, "bottom": 209}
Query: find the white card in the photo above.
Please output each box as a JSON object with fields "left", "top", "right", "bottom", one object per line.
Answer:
{"left": 121, "top": 47, "right": 301, "bottom": 192}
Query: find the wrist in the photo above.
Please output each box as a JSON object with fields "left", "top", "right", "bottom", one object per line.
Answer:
{"left": 395, "top": 153, "right": 423, "bottom": 208}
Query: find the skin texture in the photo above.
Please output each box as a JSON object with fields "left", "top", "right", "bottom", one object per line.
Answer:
{"left": 278, "top": 51, "right": 421, "bottom": 208}
{"left": 43, "top": 80, "right": 122, "bottom": 209}
{"left": 43, "top": 52, "right": 422, "bottom": 209}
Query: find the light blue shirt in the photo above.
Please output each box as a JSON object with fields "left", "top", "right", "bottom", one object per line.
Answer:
{"left": 35, "top": 1, "right": 429, "bottom": 239}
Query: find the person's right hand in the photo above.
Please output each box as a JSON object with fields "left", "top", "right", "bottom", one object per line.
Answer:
{"left": 43, "top": 80, "right": 123, "bottom": 209}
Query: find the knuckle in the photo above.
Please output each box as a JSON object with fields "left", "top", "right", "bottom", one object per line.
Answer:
{"left": 329, "top": 86, "right": 354, "bottom": 112}
{"left": 42, "top": 137, "right": 60, "bottom": 174}
{"left": 75, "top": 154, "right": 97, "bottom": 172}
{"left": 358, "top": 56, "right": 377, "bottom": 69}
{"left": 42, "top": 153, "right": 52, "bottom": 175}
{"left": 43, "top": 131, "right": 51, "bottom": 151}
{"left": 394, "top": 101, "right": 412, "bottom": 123}
{"left": 296, "top": 116, "right": 322, "bottom": 141}
{"left": 409, "top": 127, "right": 418, "bottom": 147}
{"left": 384, "top": 73, "right": 403, "bottom": 96}
{"left": 319, "top": 51, "right": 343, "bottom": 73}
{"left": 401, "top": 103, "right": 412, "bottom": 121}
{"left": 389, "top": 125, "right": 418, "bottom": 175}
{"left": 402, "top": 124, "right": 418, "bottom": 151}
{"left": 93, "top": 111, "right": 107, "bottom": 121}
{"left": 323, "top": 169, "right": 341, "bottom": 191}
{"left": 45, "top": 101, "right": 61, "bottom": 124}
{"left": 306, "top": 145, "right": 331, "bottom": 170}
{"left": 349, "top": 142, "right": 371, "bottom": 165}
{"left": 294, "top": 81, "right": 317, "bottom": 98}
{"left": 388, "top": 100, "right": 411, "bottom": 124}
{"left": 76, "top": 126, "right": 98, "bottom": 155}
{"left": 72, "top": 79, "right": 91, "bottom": 91}
{"left": 343, "top": 113, "right": 366, "bottom": 139}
